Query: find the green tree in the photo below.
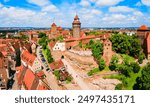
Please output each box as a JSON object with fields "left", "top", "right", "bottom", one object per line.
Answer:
{"left": 46, "top": 48, "right": 54, "bottom": 63}
{"left": 138, "top": 52, "right": 146, "bottom": 64}
{"left": 110, "top": 34, "right": 142, "bottom": 58}
{"left": 38, "top": 32, "right": 46, "bottom": 38}
{"left": 91, "top": 41, "right": 103, "bottom": 60}
{"left": 130, "top": 62, "right": 140, "bottom": 73}
{"left": 99, "top": 58, "right": 106, "bottom": 71}
{"left": 15, "top": 49, "right": 21, "bottom": 67}
{"left": 109, "top": 55, "right": 119, "bottom": 71}
{"left": 133, "top": 63, "right": 150, "bottom": 90}
{"left": 115, "top": 84, "right": 123, "bottom": 90}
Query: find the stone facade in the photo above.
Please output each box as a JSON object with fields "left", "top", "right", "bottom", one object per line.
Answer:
{"left": 102, "top": 39, "right": 114, "bottom": 66}
{"left": 72, "top": 15, "right": 81, "bottom": 38}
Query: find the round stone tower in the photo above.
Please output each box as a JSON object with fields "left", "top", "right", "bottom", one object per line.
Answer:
{"left": 72, "top": 15, "right": 81, "bottom": 38}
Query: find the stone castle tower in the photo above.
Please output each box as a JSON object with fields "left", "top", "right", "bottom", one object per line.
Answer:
{"left": 72, "top": 15, "right": 81, "bottom": 38}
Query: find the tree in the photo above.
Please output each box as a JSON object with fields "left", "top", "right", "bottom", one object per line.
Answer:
{"left": 46, "top": 48, "right": 54, "bottom": 63}
{"left": 109, "top": 55, "right": 119, "bottom": 71}
{"left": 115, "top": 84, "right": 123, "bottom": 90}
{"left": 38, "top": 32, "right": 46, "bottom": 38}
{"left": 133, "top": 63, "right": 150, "bottom": 90}
{"left": 91, "top": 41, "right": 103, "bottom": 60}
{"left": 99, "top": 58, "right": 106, "bottom": 71}
{"left": 15, "top": 49, "right": 21, "bottom": 67}
{"left": 110, "top": 34, "right": 142, "bottom": 58}
{"left": 130, "top": 62, "right": 140, "bottom": 73}
{"left": 138, "top": 52, "right": 146, "bottom": 64}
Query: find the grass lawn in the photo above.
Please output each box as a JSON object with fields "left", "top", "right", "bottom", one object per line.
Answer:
{"left": 87, "top": 66, "right": 111, "bottom": 76}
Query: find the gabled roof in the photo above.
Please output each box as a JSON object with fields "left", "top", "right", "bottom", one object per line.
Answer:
{"left": 23, "top": 69, "right": 39, "bottom": 90}
{"left": 21, "top": 50, "right": 36, "bottom": 66}
{"left": 48, "top": 42, "right": 56, "bottom": 49}
{"left": 49, "top": 59, "right": 64, "bottom": 70}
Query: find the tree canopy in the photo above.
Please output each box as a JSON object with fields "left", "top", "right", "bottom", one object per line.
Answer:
{"left": 110, "top": 34, "right": 143, "bottom": 58}
{"left": 133, "top": 63, "right": 150, "bottom": 90}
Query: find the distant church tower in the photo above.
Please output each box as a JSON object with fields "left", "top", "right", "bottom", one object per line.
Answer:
{"left": 72, "top": 15, "right": 81, "bottom": 38}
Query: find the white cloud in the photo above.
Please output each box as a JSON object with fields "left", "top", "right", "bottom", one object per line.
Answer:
{"left": 91, "top": 9, "right": 101, "bottom": 15}
{"left": 42, "top": 5, "right": 59, "bottom": 13}
{"left": 141, "top": 0, "right": 150, "bottom": 6}
{"left": 27, "top": 0, "right": 59, "bottom": 13}
{"left": 0, "top": 6, "right": 51, "bottom": 27}
{"left": 96, "top": 0, "right": 124, "bottom": 6}
{"left": 133, "top": 11, "right": 143, "bottom": 16}
{"left": 79, "top": 0, "right": 91, "bottom": 7}
{"left": 109, "top": 6, "right": 134, "bottom": 13}
{"left": 27, "top": 0, "right": 50, "bottom": 6}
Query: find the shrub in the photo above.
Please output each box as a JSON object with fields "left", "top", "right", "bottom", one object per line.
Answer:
{"left": 115, "top": 84, "right": 123, "bottom": 90}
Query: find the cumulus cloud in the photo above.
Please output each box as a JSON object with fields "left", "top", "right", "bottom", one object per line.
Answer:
{"left": 27, "top": 0, "right": 59, "bottom": 13}
{"left": 27, "top": 0, "right": 50, "bottom": 7}
{"left": 79, "top": 0, "right": 91, "bottom": 7}
{"left": 141, "top": 0, "right": 150, "bottom": 6}
{"left": 0, "top": 6, "right": 51, "bottom": 27}
{"left": 96, "top": 0, "right": 124, "bottom": 6}
{"left": 109, "top": 6, "right": 134, "bottom": 13}
{"left": 42, "top": 5, "right": 59, "bottom": 12}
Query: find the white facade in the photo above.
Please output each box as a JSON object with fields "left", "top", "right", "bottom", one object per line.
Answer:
{"left": 31, "top": 58, "right": 42, "bottom": 73}
{"left": 53, "top": 42, "right": 65, "bottom": 51}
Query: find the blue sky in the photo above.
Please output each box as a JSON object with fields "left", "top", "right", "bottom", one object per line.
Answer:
{"left": 0, "top": 0, "right": 150, "bottom": 27}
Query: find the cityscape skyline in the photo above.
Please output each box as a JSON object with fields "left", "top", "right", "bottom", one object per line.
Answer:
{"left": 0, "top": 0, "right": 150, "bottom": 27}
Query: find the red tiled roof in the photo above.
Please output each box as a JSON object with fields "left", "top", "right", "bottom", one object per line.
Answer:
{"left": 138, "top": 25, "right": 149, "bottom": 30}
{"left": 1, "top": 51, "right": 7, "bottom": 57}
{"left": 80, "top": 31, "right": 86, "bottom": 37}
{"left": 57, "top": 26, "right": 63, "bottom": 31}
{"left": 23, "top": 69, "right": 36, "bottom": 90}
{"left": 36, "top": 71, "right": 45, "bottom": 78}
{"left": 147, "top": 33, "right": 150, "bottom": 53}
{"left": 62, "top": 30, "right": 70, "bottom": 35}
{"left": 48, "top": 42, "right": 56, "bottom": 49}
{"left": 74, "top": 15, "right": 79, "bottom": 20}
{"left": 73, "top": 15, "right": 81, "bottom": 24}
{"left": 49, "top": 59, "right": 64, "bottom": 70}
{"left": 21, "top": 50, "right": 36, "bottom": 66}
{"left": 52, "top": 23, "right": 57, "bottom": 27}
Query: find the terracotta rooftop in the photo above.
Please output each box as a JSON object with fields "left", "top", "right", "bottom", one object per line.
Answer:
{"left": 49, "top": 59, "right": 64, "bottom": 71}
{"left": 138, "top": 25, "right": 149, "bottom": 31}
{"left": 48, "top": 42, "right": 56, "bottom": 49}
{"left": 52, "top": 23, "right": 57, "bottom": 27}
{"left": 21, "top": 50, "right": 36, "bottom": 66}
{"left": 23, "top": 69, "right": 38, "bottom": 90}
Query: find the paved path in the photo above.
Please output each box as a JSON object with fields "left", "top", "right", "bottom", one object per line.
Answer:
{"left": 37, "top": 46, "right": 61, "bottom": 90}
{"left": 62, "top": 59, "right": 90, "bottom": 90}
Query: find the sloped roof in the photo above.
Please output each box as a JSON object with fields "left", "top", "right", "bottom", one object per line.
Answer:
{"left": 23, "top": 69, "right": 39, "bottom": 90}
{"left": 138, "top": 25, "right": 149, "bottom": 30}
{"left": 49, "top": 59, "right": 64, "bottom": 70}
{"left": 21, "top": 50, "right": 36, "bottom": 66}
